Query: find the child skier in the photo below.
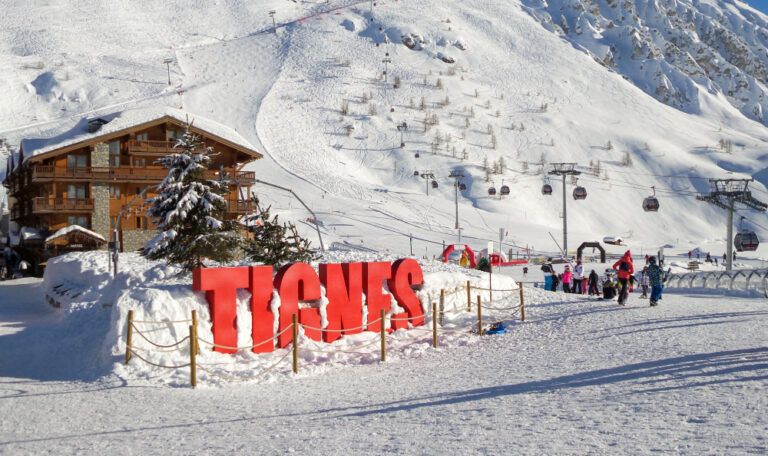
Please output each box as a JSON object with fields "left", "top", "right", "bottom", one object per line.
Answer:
{"left": 639, "top": 266, "right": 650, "bottom": 298}
{"left": 612, "top": 250, "right": 634, "bottom": 306}
{"left": 562, "top": 265, "right": 573, "bottom": 293}
{"left": 587, "top": 269, "right": 599, "bottom": 296}
{"left": 647, "top": 256, "right": 664, "bottom": 306}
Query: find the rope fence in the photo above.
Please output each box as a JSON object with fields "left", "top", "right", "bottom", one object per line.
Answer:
{"left": 122, "top": 282, "right": 528, "bottom": 388}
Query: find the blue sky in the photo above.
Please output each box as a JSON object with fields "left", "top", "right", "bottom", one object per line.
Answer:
{"left": 746, "top": 1, "right": 768, "bottom": 15}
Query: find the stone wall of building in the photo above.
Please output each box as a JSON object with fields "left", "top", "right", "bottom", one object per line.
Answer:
{"left": 90, "top": 142, "right": 111, "bottom": 248}
{"left": 122, "top": 229, "right": 157, "bottom": 252}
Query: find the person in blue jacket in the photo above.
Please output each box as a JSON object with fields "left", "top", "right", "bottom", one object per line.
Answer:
{"left": 647, "top": 256, "right": 664, "bottom": 307}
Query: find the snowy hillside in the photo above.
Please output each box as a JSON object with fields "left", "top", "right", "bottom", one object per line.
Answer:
{"left": 3, "top": 0, "right": 768, "bottom": 258}
{"left": 523, "top": 0, "right": 768, "bottom": 123}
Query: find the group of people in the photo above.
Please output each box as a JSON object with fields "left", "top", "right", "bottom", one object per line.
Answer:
{"left": 540, "top": 250, "right": 666, "bottom": 306}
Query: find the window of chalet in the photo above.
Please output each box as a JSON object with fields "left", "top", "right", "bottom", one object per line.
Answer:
{"left": 133, "top": 158, "right": 146, "bottom": 168}
{"left": 167, "top": 129, "right": 183, "bottom": 142}
{"left": 67, "top": 155, "right": 87, "bottom": 169}
{"left": 108, "top": 140, "right": 120, "bottom": 168}
{"left": 136, "top": 216, "right": 148, "bottom": 229}
{"left": 109, "top": 185, "right": 121, "bottom": 199}
{"left": 67, "top": 184, "right": 86, "bottom": 199}
{"left": 68, "top": 216, "right": 89, "bottom": 228}
{"left": 136, "top": 133, "right": 148, "bottom": 141}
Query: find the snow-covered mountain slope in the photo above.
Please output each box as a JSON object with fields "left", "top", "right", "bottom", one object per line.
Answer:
{"left": 522, "top": 0, "right": 768, "bottom": 123}
{"left": 3, "top": 0, "right": 768, "bottom": 258}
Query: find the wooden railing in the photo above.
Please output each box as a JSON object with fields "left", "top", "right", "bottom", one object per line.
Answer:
{"left": 31, "top": 165, "right": 254, "bottom": 183}
{"left": 226, "top": 200, "right": 253, "bottom": 214}
{"left": 33, "top": 197, "right": 94, "bottom": 212}
{"left": 126, "top": 139, "right": 176, "bottom": 155}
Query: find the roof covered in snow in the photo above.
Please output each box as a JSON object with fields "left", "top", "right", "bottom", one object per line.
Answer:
{"left": 45, "top": 225, "right": 106, "bottom": 244}
{"left": 20, "top": 107, "right": 261, "bottom": 163}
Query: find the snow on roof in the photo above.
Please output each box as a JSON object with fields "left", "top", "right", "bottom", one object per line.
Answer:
{"left": 45, "top": 225, "right": 106, "bottom": 243}
{"left": 21, "top": 106, "right": 259, "bottom": 162}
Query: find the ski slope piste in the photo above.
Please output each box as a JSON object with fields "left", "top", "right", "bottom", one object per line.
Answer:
{"left": 193, "top": 258, "right": 426, "bottom": 353}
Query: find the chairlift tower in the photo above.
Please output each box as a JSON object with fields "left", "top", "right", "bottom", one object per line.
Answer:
{"left": 382, "top": 56, "right": 391, "bottom": 82}
{"left": 419, "top": 171, "right": 435, "bottom": 196}
{"left": 397, "top": 121, "right": 408, "bottom": 148}
{"left": 269, "top": 10, "right": 277, "bottom": 33}
{"left": 449, "top": 170, "right": 465, "bottom": 230}
{"left": 696, "top": 178, "right": 766, "bottom": 271}
{"left": 548, "top": 163, "right": 581, "bottom": 257}
{"left": 163, "top": 58, "right": 174, "bottom": 86}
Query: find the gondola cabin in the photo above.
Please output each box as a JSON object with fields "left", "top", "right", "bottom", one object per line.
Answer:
{"left": 488, "top": 187, "right": 496, "bottom": 196}
{"left": 573, "top": 186, "right": 587, "bottom": 200}
{"left": 500, "top": 185, "right": 510, "bottom": 196}
{"left": 413, "top": 170, "right": 419, "bottom": 176}
{"left": 431, "top": 180, "right": 439, "bottom": 189}
{"left": 734, "top": 231, "right": 759, "bottom": 252}
{"left": 459, "top": 183, "right": 467, "bottom": 191}
{"left": 643, "top": 196, "right": 660, "bottom": 212}
{"left": 542, "top": 184, "right": 552, "bottom": 195}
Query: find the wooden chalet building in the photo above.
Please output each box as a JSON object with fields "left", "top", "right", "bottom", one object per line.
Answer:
{"left": 3, "top": 107, "right": 261, "bottom": 269}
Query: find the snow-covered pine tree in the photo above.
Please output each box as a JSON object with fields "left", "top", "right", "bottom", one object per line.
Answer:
{"left": 243, "top": 195, "right": 316, "bottom": 267}
{"left": 143, "top": 122, "right": 241, "bottom": 272}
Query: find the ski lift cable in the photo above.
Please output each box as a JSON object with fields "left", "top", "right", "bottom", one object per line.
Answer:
{"left": 576, "top": 176, "right": 699, "bottom": 196}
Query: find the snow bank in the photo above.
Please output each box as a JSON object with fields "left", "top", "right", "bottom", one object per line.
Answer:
{"left": 41, "top": 249, "right": 528, "bottom": 387}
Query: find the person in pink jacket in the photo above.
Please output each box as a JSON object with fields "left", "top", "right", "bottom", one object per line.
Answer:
{"left": 612, "top": 250, "right": 634, "bottom": 305}
{"left": 562, "top": 264, "right": 573, "bottom": 293}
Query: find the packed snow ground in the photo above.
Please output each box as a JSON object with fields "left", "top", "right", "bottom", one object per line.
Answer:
{"left": 1, "top": 259, "right": 766, "bottom": 453}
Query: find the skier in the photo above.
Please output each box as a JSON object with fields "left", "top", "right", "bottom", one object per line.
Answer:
{"left": 638, "top": 266, "right": 650, "bottom": 298}
{"left": 602, "top": 269, "right": 617, "bottom": 300}
{"left": 587, "top": 269, "right": 600, "bottom": 296}
{"left": 541, "top": 259, "right": 553, "bottom": 290}
{"left": 573, "top": 260, "right": 584, "bottom": 294}
{"left": 612, "top": 250, "right": 634, "bottom": 306}
{"left": 645, "top": 254, "right": 650, "bottom": 264}
{"left": 647, "top": 256, "right": 664, "bottom": 306}
{"left": 551, "top": 266, "right": 560, "bottom": 292}
{"left": 562, "top": 264, "right": 573, "bottom": 293}
{"left": 688, "top": 251, "right": 692, "bottom": 259}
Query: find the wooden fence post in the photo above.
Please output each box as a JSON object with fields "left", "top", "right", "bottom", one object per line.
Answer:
{"left": 432, "top": 302, "right": 438, "bottom": 348}
{"left": 292, "top": 314, "right": 299, "bottom": 374}
{"left": 189, "top": 325, "right": 197, "bottom": 388}
{"left": 125, "top": 310, "right": 134, "bottom": 364}
{"left": 476, "top": 295, "right": 482, "bottom": 336}
{"left": 191, "top": 310, "right": 199, "bottom": 355}
{"left": 466, "top": 280, "right": 471, "bottom": 311}
{"left": 439, "top": 289, "right": 445, "bottom": 326}
{"left": 380, "top": 309, "right": 386, "bottom": 362}
{"left": 519, "top": 284, "right": 526, "bottom": 321}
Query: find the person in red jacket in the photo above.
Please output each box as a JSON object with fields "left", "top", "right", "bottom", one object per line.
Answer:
{"left": 613, "top": 250, "right": 634, "bottom": 306}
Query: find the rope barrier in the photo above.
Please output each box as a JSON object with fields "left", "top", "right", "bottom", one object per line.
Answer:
{"left": 298, "top": 317, "right": 382, "bottom": 333}
{"left": 197, "top": 350, "right": 292, "bottom": 381}
{"left": 130, "top": 323, "right": 191, "bottom": 349}
{"left": 299, "top": 336, "right": 382, "bottom": 354}
{"left": 126, "top": 343, "right": 188, "bottom": 353}
{"left": 389, "top": 314, "right": 426, "bottom": 321}
{"left": 470, "top": 285, "right": 521, "bottom": 292}
{"left": 132, "top": 318, "right": 193, "bottom": 324}
{"left": 197, "top": 325, "right": 293, "bottom": 351}
{"left": 481, "top": 303, "right": 523, "bottom": 311}
{"left": 127, "top": 348, "right": 191, "bottom": 369}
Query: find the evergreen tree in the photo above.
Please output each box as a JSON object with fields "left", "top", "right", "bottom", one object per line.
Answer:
{"left": 243, "top": 195, "right": 316, "bottom": 267}
{"left": 143, "top": 122, "right": 241, "bottom": 272}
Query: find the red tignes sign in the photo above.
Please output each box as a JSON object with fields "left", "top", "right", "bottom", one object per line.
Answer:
{"left": 193, "top": 259, "right": 425, "bottom": 353}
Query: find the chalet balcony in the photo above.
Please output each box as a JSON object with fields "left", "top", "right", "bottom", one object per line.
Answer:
{"left": 126, "top": 139, "right": 177, "bottom": 156}
{"left": 33, "top": 197, "right": 94, "bottom": 213}
{"left": 31, "top": 165, "right": 255, "bottom": 184}
{"left": 226, "top": 200, "right": 253, "bottom": 214}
